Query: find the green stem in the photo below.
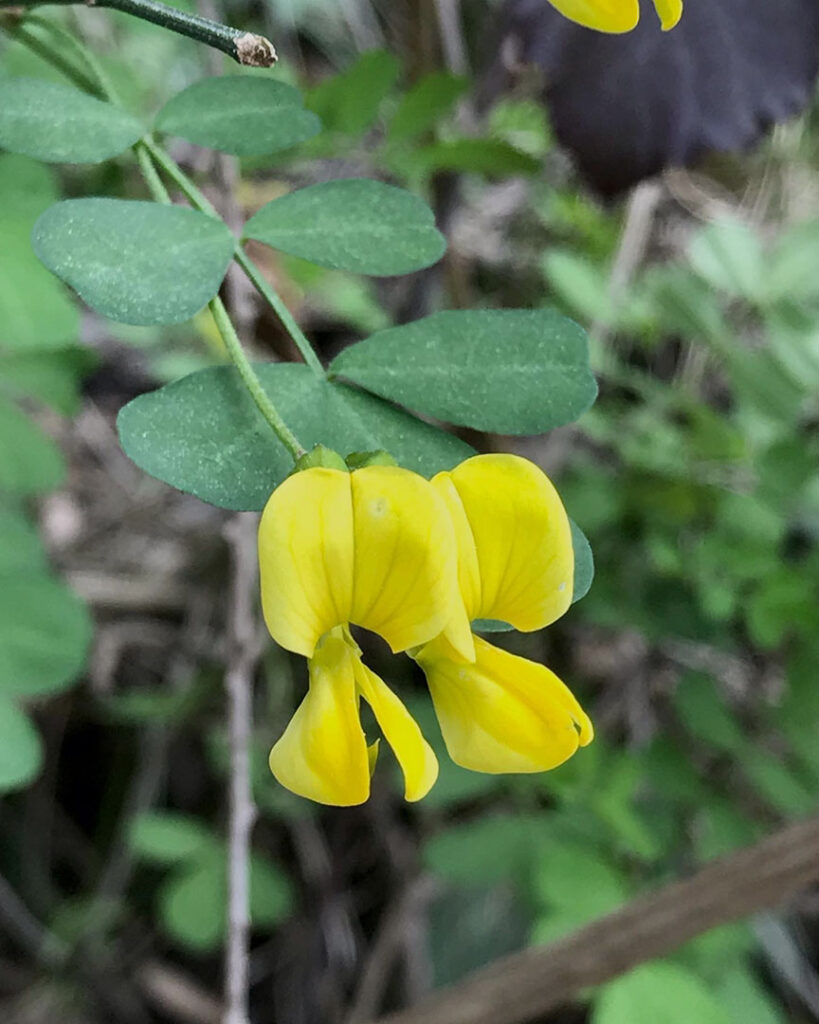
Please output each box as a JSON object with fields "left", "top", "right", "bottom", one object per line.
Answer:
{"left": 137, "top": 144, "right": 305, "bottom": 459}
{"left": 209, "top": 297, "right": 305, "bottom": 460}
{"left": 141, "top": 137, "right": 324, "bottom": 376}
{"left": 1, "top": 20, "right": 99, "bottom": 93}
{"left": 233, "top": 249, "right": 324, "bottom": 376}
{"left": 0, "top": 0, "right": 277, "bottom": 66}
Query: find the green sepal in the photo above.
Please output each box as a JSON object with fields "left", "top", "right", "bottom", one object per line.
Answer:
{"left": 293, "top": 444, "right": 349, "bottom": 473}
{"left": 344, "top": 450, "right": 398, "bottom": 470}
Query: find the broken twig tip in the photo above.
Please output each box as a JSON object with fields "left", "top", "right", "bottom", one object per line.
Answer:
{"left": 235, "top": 31, "right": 277, "bottom": 67}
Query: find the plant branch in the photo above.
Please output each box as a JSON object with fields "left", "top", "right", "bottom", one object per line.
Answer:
{"left": 222, "top": 514, "right": 262, "bottom": 1024}
{"left": 372, "top": 813, "right": 819, "bottom": 1024}
{"left": 1, "top": 0, "right": 277, "bottom": 66}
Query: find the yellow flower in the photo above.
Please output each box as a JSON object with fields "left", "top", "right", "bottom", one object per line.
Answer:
{"left": 259, "top": 454, "right": 592, "bottom": 806}
{"left": 258, "top": 464, "right": 472, "bottom": 805}
{"left": 547, "top": 0, "right": 682, "bottom": 33}
{"left": 414, "top": 454, "right": 593, "bottom": 774}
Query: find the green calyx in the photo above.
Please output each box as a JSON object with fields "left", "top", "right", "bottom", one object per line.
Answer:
{"left": 344, "top": 450, "right": 398, "bottom": 470}
{"left": 293, "top": 445, "right": 349, "bottom": 473}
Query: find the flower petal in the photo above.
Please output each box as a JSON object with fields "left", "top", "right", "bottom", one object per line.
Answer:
{"left": 652, "top": 0, "right": 682, "bottom": 30}
{"left": 444, "top": 454, "right": 574, "bottom": 632}
{"left": 268, "top": 630, "right": 370, "bottom": 805}
{"left": 546, "top": 0, "right": 639, "bottom": 33}
{"left": 417, "top": 635, "right": 592, "bottom": 774}
{"left": 258, "top": 468, "right": 353, "bottom": 657}
{"left": 350, "top": 465, "right": 473, "bottom": 659}
{"left": 354, "top": 658, "right": 438, "bottom": 802}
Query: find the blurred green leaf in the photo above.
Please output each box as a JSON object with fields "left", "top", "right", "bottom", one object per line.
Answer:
{"left": 594, "top": 962, "right": 732, "bottom": 1024}
{"left": 0, "top": 698, "right": 43, "bottom": 793}
{"left": 688, "top": 218, "right": 764, "bottom": 302}
{"left": 0, "top": 575, "right": 91, "bottom": 697}
{"left": 0, "top": 157, "right": 78, "bottom": 354}
{"left": 156, "top": 76, "right": 321, "bottom": 155}
{"left": 0, "top": 397, "right": 65, "bottom": 494}
{"left": 158, "top": 850, "right": 292, "bottom": 951}
{"left": 305, "top": 50, "right": 399, "bottom": 134}
{"left": 716, "top": 966, "right": 787, "bottom": 1024}
{"left": 244, "top": 179, "right": 445, "bottom": 276}
{"left": 331, "top": 309, "right": 597, "bottom": 433}
{"left": 766, "top": 220, "right": 819, "bottom": 303}
{"left": 0, "top": 346, "right": 97, "bottom": 414}
{"left": 489, "top": 98, "right": 551, "bottom": 158}
{"left": 130, "top": 811, "right": 217, "bottom": 865}
{"left": 33, "top": 199, "right": 235, "bottom": 325}
{"left": 0, "top": 504, "right": 48, "bottom": 574}
{"left": 412, "top": 138, "right": 539, "bottom": 178}
{"left": 532, "top": 841, "right": 629, "bottom": 942}
{"left": 118, "top": 363, "right": 473, "bottom": 510}
{"left": 570, "top": 520, "right": 594, "bottom": 603}
{"left": 544, "top": 250, "right": 613, "bottom": 324}
{"left": 423, "top": 815, "right": 546, "bottom": 887}
{"left": 387, "top": 71, "right": 467, "bottom": 142}
{"left": 672, "top": 673, "right": 747, "bottom": 754}
{"left": 0, "top": 77, "right": 143, "bottom": 163}
{"left": 741, "top": 751, "right": 815, "bottom": 816}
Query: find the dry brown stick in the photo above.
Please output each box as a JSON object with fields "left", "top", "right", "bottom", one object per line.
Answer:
{"left": 223, "top": 513, "right": 262, "bottom": 1024}
{"left": 373, "top": 814, "right": 819, "bottom": 1024}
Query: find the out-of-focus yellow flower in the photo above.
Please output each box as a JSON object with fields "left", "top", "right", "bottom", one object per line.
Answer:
{"left": 414, "top": 454, "right": 593, "bottom": 774}
{"left": 547, "top": 0, "right": 682, "bottom": 33}
{"left": 259, "top": 464, "right": 471, "bottom": 805}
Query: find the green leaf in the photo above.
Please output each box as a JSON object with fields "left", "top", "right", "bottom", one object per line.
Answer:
{"left": 0, "top": 347, "right": 97, "bottom": 415}
{"left": 570, "top": 519, "right": 594, "bottom": 603}
{"left": 0, "top": 575, "right": 92, "bottom": 697}
{"left": 0, "top": 78, "right": 143, "bottom": 163}
{"left": 0, "top": 698, "right": 43, "bottom": 793}
{"left": 117, "top": 363, "right": 473, "bottom": 510}
{"left": 532, "top": 842, "right": 628, "bottom": 942}
{"left": 155, "top": 76, "right": 321, "bottom": 156}
{"left": 387, "top": 71, "right": 467, "bottom": 142}
{"left": 423, "top": 815, "right": 546, "bottom": 887}
{"left": 687, "top": 218, "right": 764, "bottom": 302}
{"left": 595, "top": 963, "right": 732, "bottom": 1024}
{"left": 159, "top": 852, "right": 292, "bottom": 951}
{"left": 0, "top": 504, "right": 48, "bottom": 574}
{"left": 330, "top": 309, "right": 597, "bottom": 433}
{"left": 243, "top": 179, "right": 445, "bottom": 276}
{"left": 716, "top": 967, "right": 787, "bottom": 1024}
{"left": 159, "top": 858, "right": 224, "bottom": 951}
{"left": 305, "top": 50, "right": 399, "bottom": 135}
{"left": 33, "top": 199, "right": 236, "bottom": 326}
{"left": 672, "top": 673, "right": 746, "bottom": 754}
{"left": 129, "top": 812, "right": 217, "bottom": 865}
{"left": 412, "top": 138, "right": 540, "bottom": 178}
{"left": 0, "top": 397, "right": 65, "bottom": 494}
{"left": 0, "top": 157, "right": 78, "bottom": 354}
{"left": 741, "top": 752, "right": 815, "bottom": 816}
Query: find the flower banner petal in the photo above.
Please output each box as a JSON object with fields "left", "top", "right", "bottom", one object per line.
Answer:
{"left": 445, "top": 454, "right": 574, "bottom": 632}
{"left": 268, "top": 631, "right": 370, "bottom": 805}
{"left": 354, "top": 658, "right": 438, "bottom": 802}
{"left": 417, "top": 635, "right": 592, "bottom": 774}
{"left": 350, "top": 465, "right": 472, "bottom": 658}
{"left": 546, "top": 0, "right": 639, "bottom": 33}
{"left": 258, "top": 468, "right": 354, "bottom": 657}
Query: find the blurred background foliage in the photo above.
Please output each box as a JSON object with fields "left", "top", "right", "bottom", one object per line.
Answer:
{"left": 0, "top": 1, "right": 818, "bottom": 1022}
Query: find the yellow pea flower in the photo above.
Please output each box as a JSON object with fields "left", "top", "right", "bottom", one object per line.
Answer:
{"left": 259, "top": 464, "right": 472, "bottom": 806}
{"left": 414, "top": 454, "right": 593, "bottom": 774}
{"left": 547, "top": 0, "right": 682, "bottom": 33}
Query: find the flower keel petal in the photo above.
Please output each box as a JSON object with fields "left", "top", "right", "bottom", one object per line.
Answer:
{"left": 268, "top": 631, "right": 370, "bottom": 805}
{"left": 546, "top": 0, "right": 639, "bottom": 33}
{"left": 354, "top": 658, "right": 438, "bottom": 802}
{"left": 417, "top": 635, "right": 592, "bottom": 774}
